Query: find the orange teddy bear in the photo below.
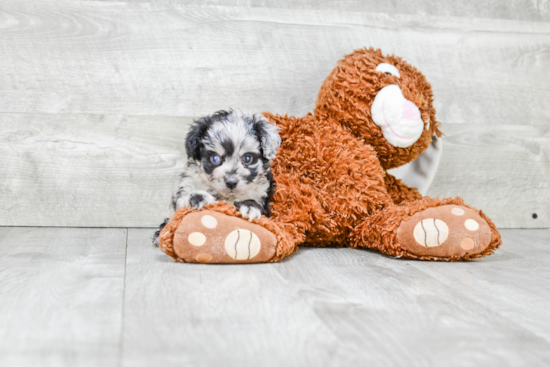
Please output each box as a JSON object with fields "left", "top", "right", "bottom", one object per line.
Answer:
{"left": 158, "top": 48, "right": 502, "bottom": 263}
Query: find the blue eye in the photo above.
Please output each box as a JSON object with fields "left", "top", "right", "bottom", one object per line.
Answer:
{"left": 242, "top": 155, "right": 252, "bottom": 164}
{"left": 210, "top": 155, "right": 221, "bottom": 164}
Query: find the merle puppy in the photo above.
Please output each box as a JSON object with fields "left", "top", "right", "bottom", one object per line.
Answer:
{"left": 153, "top": 109, "right": 281, "bottom": 245}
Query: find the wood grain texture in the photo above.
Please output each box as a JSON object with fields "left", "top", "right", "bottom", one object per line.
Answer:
{"left": 88, "top": 0, "right": 550, "bottom": 23}
{"left": 408, "top": 229, "right": 550, "bottom": 347}
{"left": 0, "top": 227, "right": 127, "bottom": 367}
{"left": 1, "top": 114, "right": 548, "bottom": 228}
{"left": 1, "top": 227, "right": 548, "bottom": 366}
{"left": 427, "top": 124, "right": 550, "bottom": 228}
{"left": 121, "top": 228, "right": 550, "bottom": 367}
{"left": 0, "top": 113, "right": 190, "bottom": 227}
{"left": 0, "top": 1, "right": 548, "bottom": 228}
{"left": 0, "top": 1, "right": 549, "bottom": 127}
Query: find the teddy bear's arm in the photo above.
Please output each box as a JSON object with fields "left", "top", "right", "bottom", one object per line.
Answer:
{"left": 384, "top": 173, "right": 422, "bottom": 205}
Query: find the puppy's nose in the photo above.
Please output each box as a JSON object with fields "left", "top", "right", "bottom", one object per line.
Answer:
{"left": 225, "top": 177, "right": 238, "bottom": 189}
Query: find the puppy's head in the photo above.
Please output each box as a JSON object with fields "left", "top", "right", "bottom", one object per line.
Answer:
{"left": 185, "top": 109, "right": 281, "bottom": 199}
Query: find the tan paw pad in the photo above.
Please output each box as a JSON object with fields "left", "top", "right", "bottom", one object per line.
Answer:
{"left": 464, "top": 219, "right": 479, "bottom": 231}
{"left": 196, "top": 253, "right": 213, "bottom": 263}
{"left": 460, "top": 238, "right": 475, "bottom": 250}
{"left": 201, "top": 215, "right": 218, "bottom": 229}
{"left": 397, "top": 205, "right": 493, "bottom": 258}
{"left": 451, "top": 207, "right": 465, "bottom": 216}
{"left": 225, "top": 229, "right": 261, "bottom": 260}
{"left": 173, "top": 211, "right": 277, "bottom": 263}
{"left": 413, "top": 219, "right": 449, "bottom": 247}
{"left": 188, "top": 232, "right": 206, "bottom": 246}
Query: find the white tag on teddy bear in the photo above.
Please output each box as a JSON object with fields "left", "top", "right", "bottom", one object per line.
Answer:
{"left": 387, "top": 136, "right": 443, "bottom": 196}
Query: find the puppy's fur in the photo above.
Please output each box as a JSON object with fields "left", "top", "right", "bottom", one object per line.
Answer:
{"left": 153, "top": 109, "right": 281, "bottom": 245}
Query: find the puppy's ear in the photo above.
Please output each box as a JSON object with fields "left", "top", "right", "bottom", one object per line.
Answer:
{"left": 185, "top": 116, "right": 212, "bottom": 161}
{"left": 252, "top": 114, "right": 281, "bottom": 160}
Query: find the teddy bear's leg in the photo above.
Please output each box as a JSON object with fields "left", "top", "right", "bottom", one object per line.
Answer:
{"left": 384, "top": 173, "right": 423, "bottom": 205}
{"left": 351, "top": 197, "right": 502, "bottom": 260}
{"left": 158, "top": 202, "right": 300, "bottom": 264}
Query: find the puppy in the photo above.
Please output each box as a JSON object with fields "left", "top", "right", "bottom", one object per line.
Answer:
{"left": 153, "top": 109, "right": 281, "bottom": 245}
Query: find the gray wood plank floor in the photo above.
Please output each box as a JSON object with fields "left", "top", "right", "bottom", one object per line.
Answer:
{"left": 1, "top": 227, "right": 549, "bottom": 366}
{"left": 0, "top": 227, "right": 127, "bottom": 367}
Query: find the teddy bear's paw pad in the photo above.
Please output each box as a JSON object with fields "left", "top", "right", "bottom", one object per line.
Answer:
{"left": 397, "top": 205, "right": 492, "bottom": 258}
{"left": 413, "top": 219, "right": 449, "bottom": 247}
{"left": 173, "top": 211, "right": 277, "bottom": 263}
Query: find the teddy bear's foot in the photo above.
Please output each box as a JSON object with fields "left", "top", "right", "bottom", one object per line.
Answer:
{"left": 172, "top": 210, "right": 278, "bottom": 263}
{"left": 396, "top": 205, "right": 492, "bottom": 259}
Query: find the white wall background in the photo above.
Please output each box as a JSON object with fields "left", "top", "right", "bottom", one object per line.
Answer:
{"left": 0, "top": 0, "right": 548, "bottom": 228}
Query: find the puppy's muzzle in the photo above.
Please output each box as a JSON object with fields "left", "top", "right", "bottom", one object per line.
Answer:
{"left": 225, "top": 177, "right": 238, "bottom": 190}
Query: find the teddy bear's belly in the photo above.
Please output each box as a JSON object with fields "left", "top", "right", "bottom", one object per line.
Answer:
{"left": 271, "top": 170, "right": 384, "bottom": 246}
{"left": 268, "top": 116, "right": 390, "bottom": 246}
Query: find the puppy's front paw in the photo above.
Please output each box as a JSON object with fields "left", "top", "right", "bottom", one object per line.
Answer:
{"left": 188, "top": 192, "right": 216, "bottom": 210}
{"left": 235, "top": 200, "right": 263, "bottom": 222}
{"left": 239, "top": 205, "right": 262, "bottom": 221}
{"left": 152, "top": 217, "right": 170, "bottom": 247}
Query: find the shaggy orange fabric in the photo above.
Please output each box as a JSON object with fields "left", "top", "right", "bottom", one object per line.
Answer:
{"left": 351, "top": 196, "right": 501, "bottom": 261}
{"left": 384, "top": 174, "right": 423, "bottom": 205}
{"left": 159, "top": 47, "right": 501, "bottom": 262}
{"left": 159, "top": 201, "right": 299, "bottom": 263}
{"left": 316, "top": 48, "right": 443, "bottom": 170}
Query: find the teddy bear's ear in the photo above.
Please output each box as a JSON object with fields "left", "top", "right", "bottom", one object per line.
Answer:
{"left": 253, "top": 114, "right": 281, "bottom": 160}
{"left": 428, "top": 109, "right": 444, "bottom": 139}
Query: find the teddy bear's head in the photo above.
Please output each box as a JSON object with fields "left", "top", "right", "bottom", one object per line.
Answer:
{"left": 315, "top": 48, "right": 442, "bottom": 170}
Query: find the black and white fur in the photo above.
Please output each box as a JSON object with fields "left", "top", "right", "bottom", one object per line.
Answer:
{"left": 153, "top": 109, "right": 281, "bottom": 245}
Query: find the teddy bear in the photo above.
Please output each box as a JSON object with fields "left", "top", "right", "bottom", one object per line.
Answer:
{"left": 158, "top": 47, "right": 502, "bottom": 263}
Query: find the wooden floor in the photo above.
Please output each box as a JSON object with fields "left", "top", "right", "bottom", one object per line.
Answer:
{"left": 0, "top": 228, "right": 549, "bottom": 367}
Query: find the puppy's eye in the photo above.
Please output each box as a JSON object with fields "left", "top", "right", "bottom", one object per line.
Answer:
{"left": 242, "top": 154, "right": 252, "bottom": 164}
{"left": 210, "top": 155, "right": 221, "bottom": 164}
